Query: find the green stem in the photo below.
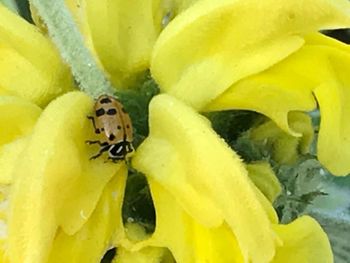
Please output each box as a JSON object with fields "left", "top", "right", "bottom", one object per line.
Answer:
{"left": 30, "top": 0, "right": 116, "bottom": 98}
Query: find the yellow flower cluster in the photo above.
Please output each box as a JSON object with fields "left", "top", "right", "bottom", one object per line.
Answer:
{"left": 1, "top": 0, "right": 350, "bottom": 262}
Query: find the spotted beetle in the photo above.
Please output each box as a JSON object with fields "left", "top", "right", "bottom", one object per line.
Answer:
{"left": 87, "top": 95, "right": 134, "bottom": 161}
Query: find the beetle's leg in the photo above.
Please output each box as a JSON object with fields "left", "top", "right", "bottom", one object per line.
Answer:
{"left": 90, "top": 145, "right": 110, "bottom": 160}
{"left": 126, "top": 143, "right": 134, "bottom": 153}
{"left": 85, "top": 140, "right": 108, "bottom": 146}
{"left": 87, "top": 116, "right": 100, "bottom": 134}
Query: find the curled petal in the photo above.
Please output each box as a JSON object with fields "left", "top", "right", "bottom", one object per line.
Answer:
{"left": 315, "top": 80, "right": 350, "bottom": 175}
{"left": 0, "top": 5, "right": 73, "bottom": 105}
{"left": 291, "top": 43, "right": 347, "bottom": 176}
{"left": 272, "top": 216, "right": 332, "bottom": 263}
{"left": 48, "top": 171, "right": 127, "bottom": 263}
{"left": 309, "top": 37, "right": 350, "bottom": 175}
{"left": 209, "top": 33, "right": 350, "bottom": 175}
{"left": 133, "top": 94, "right": 278, "bottom": 262}
{"left": 151, "top": 0, "right": 350, "bottom": 109}
{"left": 9, "top": 92, "right": 123, "bottom": 263}
{"left": 207, "top": 74, "right": 316, "bottom": 137}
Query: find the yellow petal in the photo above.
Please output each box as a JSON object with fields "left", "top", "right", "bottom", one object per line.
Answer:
{"left": 83, "top": 0, "right": 164, "bottom": 86}
{"left": 8, "top": 92, "right": 122, "bottom": 263}
{"left": 246, "top": 162, "right": 282, "bottom": 203}
{"left": 308, "top": 37, "right": 350, "bottom": 175}
{"left": 207, "top": 73, "right": 316, "bottom": 137}
{"left": 0, "top": 5, "right": 73, "bottom": 105}
{"left": 0, "top": 96, "right": 41, "bottom": 145}
{"left": 0, "top": 96, "right": 41, "bottom": 184}
{"left": 129, "top": 179, "right": 244, "bottom": 263}
{"left": 209, "top": 33, "right": 350, "bottom": 175}
{"left": 272, "top": 216, "right": 332, "bottom": 263}
{"left": 151, "top": 0, "right": 350, "bottom": 109}
{"left": 250, "top": 184, "right": 279, "bottom": 224}
{"left": 315, "top": 80, "right": 350, "bottom": 176}
{"left": 0, "top": 241, "right": 10, "bottom": 263}
{"left": 133, "top": 94, "right": 278, "bottom": 262}
{"left": 48, "top": 170, "right": 127, "bottom": 263}
{"left": 80, "top": 0, "right": 202, "bottom": 86}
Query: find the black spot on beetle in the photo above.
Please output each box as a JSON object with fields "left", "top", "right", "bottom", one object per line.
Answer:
{"left": 100, "top": 97, "right": 112, "bottom": 104}
{"left": 109, "top": 134, "right": 116, "bottom": 140}
{"left": 126, "top": 124, "right": 130, "bottom": 129}
{"left": 101, "top": 128, "right": 105, "bottom": 131}
{"left": 107, "top": 108, "right": 117, "bottom": 115}
{"left": 117, "top": 125, "right": 122, "bottom": 130}
{"left": 95, "top": 128, "right": 100, "bottom": 134}
{"left": 96, "top": 108, "right": 105, "bottom": 117}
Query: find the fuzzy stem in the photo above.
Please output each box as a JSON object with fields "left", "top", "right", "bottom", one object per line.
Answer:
{"left": 30, "top": 0, "right": 116, "bottom": 98}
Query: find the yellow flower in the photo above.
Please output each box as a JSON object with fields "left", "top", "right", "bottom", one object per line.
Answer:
{"left": 0, "top": 95, "right": 327, "bottom": 262}
{"left": 65, "top": 0, "right": 350, "bottom": 175}
{"left": 0, "top": 4, "right": 73, "bottom": 106}
{"left": 1, "top": 0, "right": 350, "bottom": 262}
{"left": 129, "top": 94, "right": 332, "bottom": 263}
